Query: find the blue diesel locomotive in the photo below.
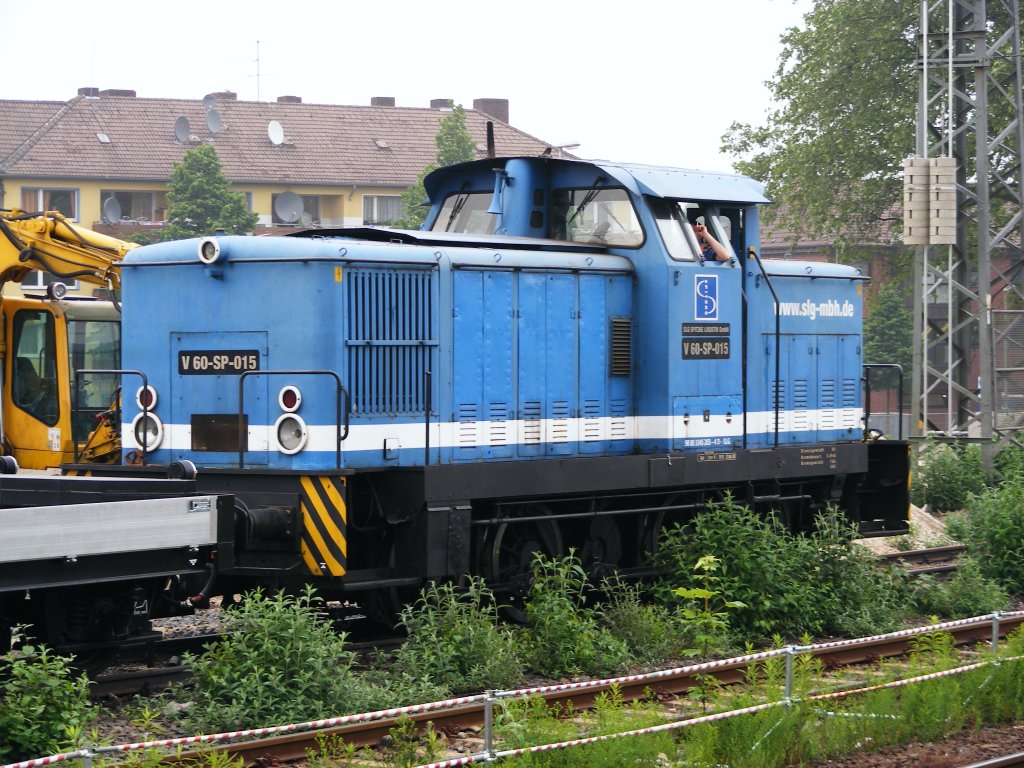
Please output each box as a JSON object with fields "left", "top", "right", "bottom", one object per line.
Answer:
{"left": 90, "top": 156, "right": 909, "bottom": 616}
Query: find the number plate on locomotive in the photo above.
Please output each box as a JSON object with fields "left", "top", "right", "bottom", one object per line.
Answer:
{"left": 178, "top": 350, "right": 260, "bottom": 375}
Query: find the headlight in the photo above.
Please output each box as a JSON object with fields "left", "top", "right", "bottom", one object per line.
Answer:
{"left": 131, "top": 412, "right": 164, "bottom": 451}
{"left": 198, "top": 237, "right": 222, "bottom": 264}
{"left": 275, "top": 413, "right": 308, "bottom": 454}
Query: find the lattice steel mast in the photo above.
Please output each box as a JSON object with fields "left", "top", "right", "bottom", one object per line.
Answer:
{"left": 909, "top": 0, "right": 1024, "bottom": 460}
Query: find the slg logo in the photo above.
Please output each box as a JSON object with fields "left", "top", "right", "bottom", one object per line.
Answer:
{"left": 695, "top": 274, "right": 719, "bottom": 320}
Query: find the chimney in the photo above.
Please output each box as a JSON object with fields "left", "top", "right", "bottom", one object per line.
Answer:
{"left": 277, "top": 95, "right": 302, "bottom": 104}
{"left": 430, "top": 98, "right": 452, "bottom": 109}
{"left": 98, "top": 89, "right": 137, "bottom": 98}
{"left": 77, "top": 87, "right": 100, "bottom": 98}
{"left": 473, "top": 98, "right": 509, "bottom": 124}
{"left": 209, "top": 90, "right": 237, "bottom": 101}
{"left": 371, "top": 96, "right": 396, "bottom": 107}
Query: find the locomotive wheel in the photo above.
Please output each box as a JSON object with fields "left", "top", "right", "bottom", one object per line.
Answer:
{"left": 580, "top": 516, "right": 622, "bottom": 579}
{"left": 482, "top": 507, "right": 564, "bottom": 623}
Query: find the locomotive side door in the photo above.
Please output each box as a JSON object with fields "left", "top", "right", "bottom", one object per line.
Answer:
{"left": 171, "top": 331, "right": 269, "bottom": 466}
{"left": 671, "top": 266, "right": 745, "bottom": 451}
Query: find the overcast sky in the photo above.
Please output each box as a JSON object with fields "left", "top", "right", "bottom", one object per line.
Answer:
{"left": 1, "top": 0, "right": 812, "bottom": 172}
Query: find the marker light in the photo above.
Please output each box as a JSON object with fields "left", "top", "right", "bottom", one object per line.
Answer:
{"left": 131, "top": 412, "right": 164, "bottom": 451}
{"left": 275, "top": 413, "right": 308, "bottom": 455}
{"left": 136, "top": 385, "right": 158, "bottom": 410}
{"left": 278, "top": 385, "right": 302, "bottom": 412}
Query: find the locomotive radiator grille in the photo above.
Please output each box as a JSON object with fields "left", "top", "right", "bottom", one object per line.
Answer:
{"left": 346, "top": 268, "right": 436, "bottom": 415}
{"left": 299, "top": 476, "right": 348, "bottom": 577}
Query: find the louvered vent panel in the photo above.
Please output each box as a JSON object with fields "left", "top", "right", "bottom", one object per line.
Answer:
{"left": 346, "top": 269, "right": 434, "bottom": 414}
{"left": 551, "top": 401, "right": 570, "bottom": 443}
{"left": 820, "top": 379, "right": 836, "bottom": 429}
{"left": 488, "top": 402, "right": 510, "bottom": 446}
{"left": 522, "top": 401, "right": 542, "bottom": 443}
{"left": 793, "top": 380, "right": 809, "bottom": 429}
{"left": 583, "top": 399, "right": 602, "bottom": 442}
{"left": 610, "top": 399, "right": 628, "bottom": 439}
{"left": 458, "top": 403, "right": 478, "bottom": 446}
{"left": 610, "top": 317, "right": 632, "bottom": 376}
{"left": 842, "top": 378, "right": 858, "bottom": 427}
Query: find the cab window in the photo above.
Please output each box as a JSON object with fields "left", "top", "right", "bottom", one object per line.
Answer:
{"left": 653, "top": 200, "right": 737, "bottom": 262}
{"left": 67, "top": 318, "right": 120, "bottom": 440}
{"left": 430, "top": 192, "right": 497, "bottom": 234}
{"left": 12, "top": 310, "right": 59, "bottom": 426}
{"left": 551, "top": 187, "right": 643, "bottom": 247}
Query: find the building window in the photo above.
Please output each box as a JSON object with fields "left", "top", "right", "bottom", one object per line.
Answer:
{"left": 21, "top": 188, "right": 78, "bottom": 219}
{"left": 21, "top": 272, "right": 79, "bottom": 293}
{"left": 272, "top": 193, "right": 320, "bottom": 226}
{"left": 100, "top": 190, "right": 166, "bottom": 223}
{"left": 363, "top": 195, "right": 404, "bottom": 226}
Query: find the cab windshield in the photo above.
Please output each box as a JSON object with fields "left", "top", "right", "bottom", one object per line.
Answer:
{"left": 551, "top": 187, "right": 643, "bottom": 247}
{"left": 430, "top": 192, "right": 497, "bottom": 234}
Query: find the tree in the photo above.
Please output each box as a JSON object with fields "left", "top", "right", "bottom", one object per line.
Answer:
{"left": 721, "top": 0, "right": 920, "bottom": 248}
{"left": 394, "top": 103, "right": 477, "bottom": 229}
{"left": 863, "top": 281, "right": 913, "bottom": 390}
{"left": 162, "top": 144, "right": 258, "bottom": 240}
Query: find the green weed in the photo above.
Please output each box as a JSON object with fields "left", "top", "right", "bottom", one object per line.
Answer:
{"left": 0, "top": 632, "right": 93, "bottom": 762}
{"left": 391, "top": 577, "right": 524, "bottom": 694}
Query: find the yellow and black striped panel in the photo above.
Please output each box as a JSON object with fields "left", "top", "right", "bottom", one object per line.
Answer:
{"left": 299, "top": 475, "right": 348, "bottom": 577}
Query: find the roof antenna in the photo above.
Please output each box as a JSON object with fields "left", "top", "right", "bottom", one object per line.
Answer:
{"left": 254, "top": 41, "right": 261, "bottom": 102}
{"left": 486, "top": 121, "right": 495, "bottom": 158}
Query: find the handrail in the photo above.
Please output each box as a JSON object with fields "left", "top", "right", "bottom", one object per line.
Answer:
{"left": 237, "top": 370, "right": 349, "bottom": 469}
{"left": 72, "top": 368, "right": 148, "bottom": 464}
{"left": 748, "top": 253, "right": 782, "bottom": 447}
{"left": 863, "top": 363, "right": 905, "bottom": 440}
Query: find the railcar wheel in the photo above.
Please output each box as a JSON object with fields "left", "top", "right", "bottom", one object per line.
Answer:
{"left": 481, "top": 507, "right": 563, "bottom": 623}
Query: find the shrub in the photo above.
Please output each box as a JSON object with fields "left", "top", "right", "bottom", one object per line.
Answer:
{"left": 522, "top": 552, "right": 631, "bottom": 678}
{"left": 911, "top": 557, "right": 1010, "bottom": 617}
{"left": 910, "top": 440, "right": 986, "bottom": 512}
{"left": 654, "top": 497, "right": 822, "bottom": 638}
{"left": 178, "top": 586, "right": 392, "bottom": 731}
{"left": 995, "top": 444, "right": 1024, "bottom": 484}
{"left": 390, "top": 577, "right": 524, "bottom": 693}
{"left": 950, "top": 479, "right": 1024, "bottom": 594}
{"left": 655, "top": 498, "right": 909, "bottom": 641}
{"left": 809, "top": 510, "right": 911, "bottom": 637}
{"left": 0, "top": 638, "right": 92, "bottom": 762}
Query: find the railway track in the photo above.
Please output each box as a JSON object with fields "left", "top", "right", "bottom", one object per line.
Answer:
{"left": 141, "top": 613, "right": 1021, "bottom": 767}
{"left": 878, "top": 543, "right": 967, "bottom": 577}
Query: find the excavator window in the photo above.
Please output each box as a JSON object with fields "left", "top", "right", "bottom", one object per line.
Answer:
{"left": 12, "top": 310, "right": 59, "bottom": 426}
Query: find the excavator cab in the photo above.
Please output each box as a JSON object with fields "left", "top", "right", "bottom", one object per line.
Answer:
{"left": 3, "top": 297, "right": 121, "bottom": 468}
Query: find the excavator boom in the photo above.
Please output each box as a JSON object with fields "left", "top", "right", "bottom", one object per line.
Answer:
{"left": 0, "top": 210, "right": 136, "bottom": 468}
{"left": 0, "top": 209, "right": 136, "bottom": 291}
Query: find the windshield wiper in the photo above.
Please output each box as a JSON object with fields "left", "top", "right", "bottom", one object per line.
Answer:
{"left": 445, "top": 183, "right": 471, "bottom": 232}
{"left": 565, "top": 177, "right": 606, "bottom": 227}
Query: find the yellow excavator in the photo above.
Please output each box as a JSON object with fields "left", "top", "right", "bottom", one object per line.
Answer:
{"left": 0, "top": 209, "right": 136, "bottom": 468}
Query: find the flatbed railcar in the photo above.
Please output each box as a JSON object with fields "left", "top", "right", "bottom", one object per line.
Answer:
{"left": 46, "top": 155, "right": 910, "bottom": 642}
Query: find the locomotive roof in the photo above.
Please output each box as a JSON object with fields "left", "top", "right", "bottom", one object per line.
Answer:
{"left": 424, "top": 157, "right": 771, "bottom": 205}
{"left": 121, "top": 231, "right": 635, "bottom": 272}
